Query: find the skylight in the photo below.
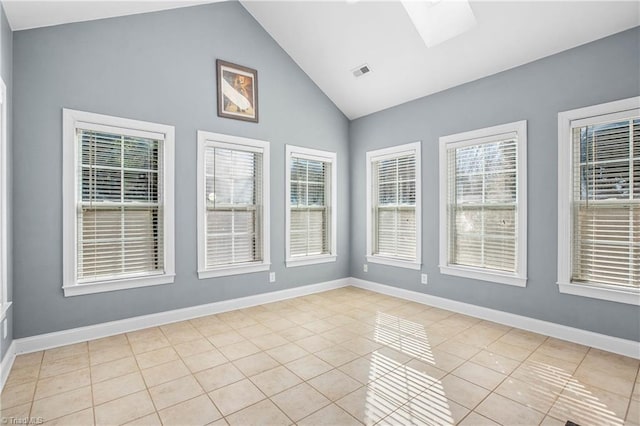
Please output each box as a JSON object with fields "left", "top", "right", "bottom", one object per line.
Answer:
{"left": 401, "top": 0, "right": 477, "bottom": 48}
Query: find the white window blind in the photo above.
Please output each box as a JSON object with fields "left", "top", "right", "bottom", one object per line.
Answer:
{"left": 204, "top": 145, "right": 263, "bottom": 268}
{"left": 372, "top": 152, "right": 417, "bottom": 260}
{"left": 290, "top": 157, "right": 330, "bottom": 257}
{"left": 78, "top": 129, "right": 164, "bottom": 282}
{"left": 571, "top": 117, "right": 639, "bottom": 289}
{"left": 447, "top": 137, "right": 518, "bottom": 272}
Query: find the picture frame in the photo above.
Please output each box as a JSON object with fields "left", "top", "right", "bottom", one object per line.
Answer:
{"left": 216, "top": 59, "right": 259, "bottom": 123}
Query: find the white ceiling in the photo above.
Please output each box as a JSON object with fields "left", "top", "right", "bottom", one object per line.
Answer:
{"left": 242, "top": 1, "right": 640, "bottom": 119}
{"left": 2, "top": 0, "right": 219, "bottom": 31}
{"left": 3, "top": 1, "right": 639, "bottom": 119}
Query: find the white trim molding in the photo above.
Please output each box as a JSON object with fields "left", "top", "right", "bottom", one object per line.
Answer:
{"left": 62, "top": 109, "right": 176, "bottom": 297}
{"left": 365, "top": 255, "right": 421, "bottom": 270}
{"left": 285, "top": 145, "right": 338, "bottom": 268}
{"left": 197, "top": 131, "right": 271, "bottom": 279}
{"left": 365, "top": 141, "right": 422, "bottom": 270}
{"left": 439, "top": 120, "right": 528, "bottom": 287}
{"left": 1, "top": 340, "right": 16, "bottom": 391}
{"left": 350, "top": 278, "right": 640, "bottom": 360}
{"left": 4, "top": 276, "right": 639, "bottom": 392}
{"left": 0, "top": 78, "right": 7, "bottom": 316}
{"left": 12, "top": 279, "right": 350, "bottom": 357}
{"left": 557, "top": 97, "right": 640, "bottom": 306}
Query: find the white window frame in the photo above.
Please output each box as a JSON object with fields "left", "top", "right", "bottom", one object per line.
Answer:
{"left": 197, "top": 131, "right": 271, "bottom": 278}
{"left": 557, "top": 97, "right": 640, "bottom": 306}
{"left": 62, "top": 109, "right": 175, "bottom": 297}
{"left": 366, "top": 142, "right": 422, "bottom": 270}
{"left": 0, "top": 78, "right": 9, "bottom": 320}
{"left": 285, "top": 145, "right": 337, "bottom": 267}
{"left": 439, "top": 120, "right": 528, "bottom": 287}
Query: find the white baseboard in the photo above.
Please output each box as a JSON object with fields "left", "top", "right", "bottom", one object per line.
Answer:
{"left": 6, "top": 275, "right": 638, "bottom": 390}
{"left": 13, "top": 278, "right": 350, "bottom": 357}
{"left": 1, "top": 340, "right": 16, "bottom": 390}
{"left": 350, "top": 278, "right": 640, "bottom": 360}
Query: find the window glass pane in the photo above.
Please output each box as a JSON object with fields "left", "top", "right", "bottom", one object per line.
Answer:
{"left": 372, "top": 151, "right": 417, "bottom": 260}
{"left": 308, "top": 183, "right": 325, "bottom": 206}
{"left": 291, "top": 182, "right": 306, "bottom": 206}
{"left": 124, "top": 137, "right": 157, "bottom": 170}
{"left": 291, "top": 158, "right": 307, "bottom": 182}
{"left": 399, "top": 181, "right": 415, "bottom": 204}
{"left": 378, "top": 182, "right": 397, "bottom": 205}
{"left": 377, "top": 160, "right": 397, "bottom": 182}
{"left": 580, "top": 161, "right": 631, "bottom": 200}
{"left": 289, "top": 153, "right": 331, "bottom": 258}
{"left": 79, "top": 207, "right": 162, "bottom": 279}
{"left": 307, "top": 160, "right": 325, "bottom": 183}
{"left": 80, "top": 131, "right": 121, "bottom": 168}
{"left": 206, "top": 145, "right": 261, "bottom": 268}
{"left": 77, "top": 127, "right": 163, "bottom": 282}
{"left": 123, "top": 171, "right": 158, "bottom": 202}
{"left": 397, "top": 155, "right": 415, "bottom": 181}
{"left": 82, "top": 168, "right": 121, "bottom": 201}
{"left": 233, "top": 177, "right": 254, "bottom": 205}
{"left": 572, "top": 117, "right": 639, "bottom": 288}
{"left": 448, "top": 139, "right": 518, "bottom": 272}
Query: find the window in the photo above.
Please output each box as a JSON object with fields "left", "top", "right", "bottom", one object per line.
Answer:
{"left": 366, "top": 142, "right": 421, "bottom": 270}
{"left": 62, "top": 109, "right": 175, "bottom": 297}
{"left": 558, "top": 97, "right": 639, "bottom": 305}
{"left": 0, "top": 78, "right": 7, "bottom": 319}
{"left": 197, "top": 131, "right": 270, "bottom": 278}
{"left": 439, "top": 121, "right": 527, "bottom": 287}
{"left": 286, "top": 145, "right": 337, "bottom": 267}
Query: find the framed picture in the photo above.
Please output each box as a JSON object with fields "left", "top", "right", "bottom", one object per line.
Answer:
{"left": 216, "top": 59, "right": 259, "bottom": 123}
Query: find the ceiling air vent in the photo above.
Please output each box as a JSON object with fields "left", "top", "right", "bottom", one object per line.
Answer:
{"left": 352, "top": 64, "right": 371, "bottom": 78}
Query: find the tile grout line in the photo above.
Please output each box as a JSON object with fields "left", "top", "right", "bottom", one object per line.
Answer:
{"left": 623, "top": 361, "right": 640, "bottom": 423}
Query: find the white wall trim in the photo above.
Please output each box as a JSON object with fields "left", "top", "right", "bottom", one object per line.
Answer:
{"left": 6, "top": 275, "right": 639, "bottom": 391}
{"left": 365, "top": 141, "right": 422, "bottom": 266}
{"left": 0, "top": 78, "right": 7, "bottom": 316}
{"left": 285, "top": 145, "right": 337, "bottom": 266}
{"left": 350, "top": 278, "right": 640, "bottom": 359}
{"left": 196, "top": 131, "right": 271, "bottom": 278}
{"left": 12, "top": 278, "right": 349, "bottom": 356}
{"left": 557, "top": 97, "right": 640, "bottom": 306}
{"left": 62, "top": 108, "right": 176, "bottom": 297}
{"left": 366, "top": 255, "right": 421, "bottom": 270}
{"left": 1, "top": 340, "right": 16, "bottom": 391}
{"left": 558, "top": 281, "right": 640, "bottom": 306}
{"left": 439, "top": 120, "right": 528, "bottom": 287}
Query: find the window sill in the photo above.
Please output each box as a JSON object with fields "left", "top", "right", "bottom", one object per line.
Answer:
{"left": 63, "top": 274, "right": 175, "bottom": 297}
{"left": 558, "top": 281, "right": 640, "bottom": 306}
{"left": 0, "top": 301, "right": 11, "bottom": 322}
{"left": 440, "top": 265, "right": 527, "bottom": 287}
{"left": 286, "top": 255, "right": 336, "bottom": 268}
{"left": 198, "top": 262, "right": 270, "bottom": 279}
{"left": 367, "top": 255, "right": 421, "bottom": 270}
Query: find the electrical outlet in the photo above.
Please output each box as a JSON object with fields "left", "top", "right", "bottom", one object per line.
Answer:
{"left": 421, "top": 274, "right": 428, "bottom": 285}
{"left": 363, "top": 264, "right": 368, "bottom": 273}
{"left": 269, "top": 272, "right": 276, "bottom": 283}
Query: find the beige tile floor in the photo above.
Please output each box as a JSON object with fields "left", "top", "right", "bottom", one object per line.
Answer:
{"left": 2, "top": 286, "right": 639, "bottom": 426}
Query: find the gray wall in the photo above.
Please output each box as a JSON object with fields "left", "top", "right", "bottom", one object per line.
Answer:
{"left": 350, "top": 27, "right": 640, "bottom": 342}
{"left": 12, "top": 2, "right": 350, "bottom": 338}
{"left": 0, "top": 3, "right": 12, "bottom": 363}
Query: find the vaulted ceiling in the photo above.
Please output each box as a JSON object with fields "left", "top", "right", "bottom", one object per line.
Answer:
{"left": 3, "top": 0, "right": 639, "bottom": 119}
